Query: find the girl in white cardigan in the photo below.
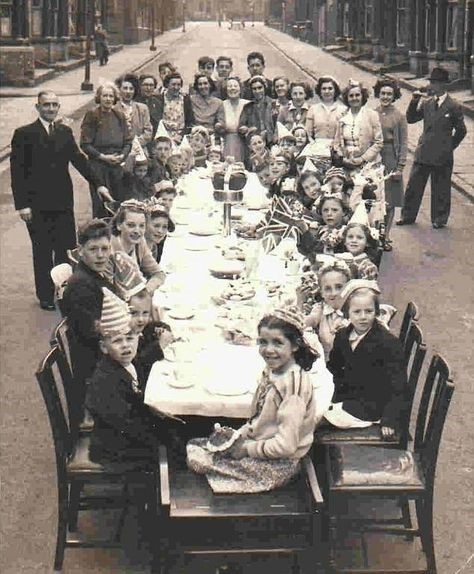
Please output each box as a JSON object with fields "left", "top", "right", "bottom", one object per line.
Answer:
{"left": 187, "top": 307, "right": 334, "bottom": 493}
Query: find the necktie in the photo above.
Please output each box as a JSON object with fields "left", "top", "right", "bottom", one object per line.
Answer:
{"left": 48, "top": 122, "right": 54, "bottom": 137}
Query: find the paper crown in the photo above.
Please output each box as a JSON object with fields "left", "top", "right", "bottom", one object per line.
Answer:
{"left": 276, "top": 121, "right": 294, "bottom": 142}
{"left": 155, "top": 120, "right": 172, "bottom": 141}
{"left": 120, "top": 198, "right": 147, "bottom": 212}
{"left": 338, "top": 279, "right": 381, "bottom": 309}
{"left": 131, "top": 136, "right": 147, "bottom": 164}
{"left": 323, "top": 166, "right": 347, "bottom": 184}
{"left": 179, "top": 134, "right": 193, "bottom": 151}
{"left": 100, "top": 287, "right": 131, "bottom": 336}
{"left": 272, "top": 305, "right": 305, "bottom": 334}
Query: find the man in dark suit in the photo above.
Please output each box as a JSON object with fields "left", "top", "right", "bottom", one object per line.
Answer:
{"left": 10, "top": 90, "right": 112, "bottom": 310}
{"left": 397, "top": 67, "right": 467, "bottom": 228}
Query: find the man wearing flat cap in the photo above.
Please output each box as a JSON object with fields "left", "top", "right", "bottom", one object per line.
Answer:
{"left": 397, "top": 67, "right": 466, "bottom": 228}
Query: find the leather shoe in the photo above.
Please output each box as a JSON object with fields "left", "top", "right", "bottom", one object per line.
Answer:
{"left": 396, "top": 219, "right": 413, "bottom": 226}
{"left": 39, "top": 301, "right": 56, "bottom": 311}
{"left": 432, "top": 222, "right": 446, "bottom": 229}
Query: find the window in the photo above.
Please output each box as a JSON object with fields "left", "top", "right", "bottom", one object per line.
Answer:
{"left": 0, "top": 1, "right": 13, "bottom": 37}
{"left": 364, "top": 0, "right": 373, "bottom": 38}
{"left": 446, "top": 0, "right": 458, "bottom": 50}
{"left": 396, "top": 0, "right": 408, "bottom": 46}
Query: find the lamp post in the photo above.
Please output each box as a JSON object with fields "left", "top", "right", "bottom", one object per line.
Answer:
{"left": 182, "top": 0, "right": 186, "bottom": 32}
{"left": 81, "top": 0, "right": 93, "bottom": 91}
{"left": 150, "top": 0, "right": 157, "bottom": 50}
{"left": 281, "top": 1, "right": 286, "bottom": 33}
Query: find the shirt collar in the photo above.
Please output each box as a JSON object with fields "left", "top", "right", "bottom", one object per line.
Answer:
{"left": 436, "top": 93, "right": 448, "bottom": 106}
{"left": 38, "top": 116, "right": 54, "bottom": 133}
{"left": 322, "top": 303, "right": 344, "bottom": 316}
{"left": 288, "top": 101, "right": 309, "bottom": 111}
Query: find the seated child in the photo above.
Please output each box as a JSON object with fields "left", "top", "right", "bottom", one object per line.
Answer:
{"left": 302, "top": 259, "right": 352, "bottom": 360}
{"left": 322, "top": 166, "right": 352, "bottom": 197}
{"left": 128, "top": 288, "right": 174, "bottom": 382}
{"left": 343, "top": 223, "right": 379, "bottom": 280}
{"left": 254, "top": 160, "right": 271, "bottom": 190}
{"left": 154, "top": 181, "right": 177, "bottom": 213}
{"left": 148, "top": 138, "right": 172, "bottom": 184}
{"left": 166, "top": 150, "right": 184, "bottom": 183}
{"left": 325, "top": 280, "right": 406, "bottom": 439}
{"left": 186, "top": 307, "right": 333, "bottom": 493}
{"left": 297, "top": 194, "right": 351, "bottom": 260}
{"left": 122, "top": 156, "right": 155, "bottom": 202}
{"left": 146, "top": 205, "right": 174, "bottom": 263}
{"left": 247, "top": 133, "right": 269, "bottom": 171}
{"left": 189, "top": 126, "right": 210, "bottom": 168}
{"left": 207, "top": 145, "right": 223, "bottom": 165}
{"left": 86, "top": 288, "right": 172, "bottom": 464}
{"left": 292, "top": 125, "right": 309, "bottom": 156}
{"left": 268, "top": 151, "right": 293, "bottom": 198}
{"left": 294, "top": 170, "right": 323, "bottom": 218}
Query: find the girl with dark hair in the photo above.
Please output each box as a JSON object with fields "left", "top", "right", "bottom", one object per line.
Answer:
{"left": 333, "top": 81, "right": 383, "bottom": 171}
{"left": 154, "top": 73, "right": 195, "bottom": 143}
{"left": 373, "top": 78, "right": 407, "bottom": 251}
{"left": 342, "top": 223, "right": 379, "bottom": 279}
{"left": 277, "top": 82, "right": 313, "bottom": 131}
{"left": 186, "top": 307, "right": 333, "bottom": 494}
{"left": 145, "top": 205, "right": 174, "bottom": 264}
{"left": 238, "top": 76, "right": 275, "bottom": 146}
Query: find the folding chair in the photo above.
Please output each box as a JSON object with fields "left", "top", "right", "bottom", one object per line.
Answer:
{"left": 324, "top": 355, "right": 454, "bottom": 574}
{"left": 399, "top": 302, "right": 420, "bottom": 347}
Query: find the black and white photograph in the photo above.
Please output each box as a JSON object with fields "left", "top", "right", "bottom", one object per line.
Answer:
{"left": 0, "top": 1, "right": 473, "bottom": 573}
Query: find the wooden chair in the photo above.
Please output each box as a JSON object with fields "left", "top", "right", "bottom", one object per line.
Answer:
{"left": 316, "top": 322, "right": 427, "bottom": 449}
{"left": 36, "top": 345, "right": 158, "bottom": 572}
{"left": 399, "top": 302, "right": 420, "bottom": 347}
{"left": 152, "top": 446, "right": 325, "bottom": 574}
{"left": 324, "top": 354, "right": 454, "bottom": 574}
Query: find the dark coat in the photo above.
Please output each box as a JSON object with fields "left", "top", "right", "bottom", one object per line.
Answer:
{"left": 152, "top": 93, "right": 195, "bottom": 136}
{"left": 239, "top": 97, "right": 275, "bottom": 145}
{"left": 10, "top": 119, "right": 100, "bottom": 211}
{"left": 407, "top": 94, "right": 466, "bottom": 166}
{"left": 86, "top": 355, "right": 165, "bottom": 463}
{"left": 241, "top": 76, "right": 273, "bottom": 100}
{"left": 327, "top": 321, "right": 407, "bottom": 430}
{"left": 137, "top": 94, "right": 162, "bottom": 137}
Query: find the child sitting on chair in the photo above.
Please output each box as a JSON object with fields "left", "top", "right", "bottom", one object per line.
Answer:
{"left": 186, "top": 307, "right": 334, "bottom": 494}
{"left": 145, "top": 204, "right": 174, "bottom": 263}
{"left": 123, "top": 156, "right": 155, "bottom": 202}
{"left": 325, "top": 280, "right": 406, "bottom": 440}
{"left": 86, "top": 287, "right": 172, "bottom": 464}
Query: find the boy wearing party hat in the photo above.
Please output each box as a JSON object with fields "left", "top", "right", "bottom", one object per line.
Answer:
{"left": 86, "top": 287, "right": 173, "bottom": 463}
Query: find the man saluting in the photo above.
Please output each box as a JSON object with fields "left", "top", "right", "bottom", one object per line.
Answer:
{"left": 10, "top": 90, "right": 113, "bottom": 310}
{"left": 397, "top": 68, "right": 466, "bottom": 229}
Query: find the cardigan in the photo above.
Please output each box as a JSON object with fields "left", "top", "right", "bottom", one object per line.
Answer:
{"left": 327, "top": 321, "right": 407, "bottom": 430}
{"left": 333, "top": 106, "right": 383, "bottom": 163}
{"left": 114, "top": 100, "right": 153, "bottom": 146}
{"left": 80, "top": 107, "right": 132, "bottom": 159}
{"left": 239, "top": 363, "right": 318, "bottom": 460}
{"left": 110, "top": 235, "right": 163, "bottom": 281}
{"left": 375, "top": 104, "right": 408, "bottom": 171}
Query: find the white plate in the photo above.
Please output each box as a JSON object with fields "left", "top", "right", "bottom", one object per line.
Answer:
{"left": 167, "top": 308, "right": 195, "bottom": 320}
{"left": 209, "top": 259, "right": 245, "bottom": 277}
{"left": 167, "top": 377, "right": 195, "bottom": 389}
{"left": 189, "top": 227, "right": 219, "bottom": 237}
{"left": 204, "top": 382, "right": 249, "bottom": 396}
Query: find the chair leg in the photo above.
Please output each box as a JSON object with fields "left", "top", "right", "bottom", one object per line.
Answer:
{"left": 68, "top": 481, "right": 82, "bottom": 532}
{"left": 54, "top": 480, "right": 69, "bottom": 571}
{"left": 400, "top": 495, "right": 414, "bottom": 541}
{"left": 114, "top": 483, "right": 130, "bottom": 543}
{"left": 417, "top": 494, "right": 437, "bottom": 574}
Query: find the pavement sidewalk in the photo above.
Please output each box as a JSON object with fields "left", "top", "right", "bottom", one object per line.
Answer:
{"left": 258, "top": 25, "right": 474, "bottom": 201}
{"left": 0, "top": 23, "right": 200, "bottom": 164}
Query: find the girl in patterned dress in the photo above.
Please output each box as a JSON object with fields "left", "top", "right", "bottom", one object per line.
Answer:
{"left": 186, "top": 307, "right": 334, "bottom": 493}
{"left": 342, "top": 223, "right": 379, "bottom": 280}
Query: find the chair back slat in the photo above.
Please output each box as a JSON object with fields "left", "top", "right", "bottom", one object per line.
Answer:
{"left": 35, "top": 346, "right": 74, "bottom": 476}
{"left": 415, "top": 355, "right": 454, "bottom": 480}
{"left": 399, "top": 322, "right": 427, "bottom": 448}
{"left": 398, "top": 301, "right": 419, "bottom": 346}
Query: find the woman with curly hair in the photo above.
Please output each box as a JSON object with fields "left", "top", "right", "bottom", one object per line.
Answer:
{"left": 271, "top": 76, "right": 290, "bottom": 123}
{"left": 277, "top": 81, "right": 313, "bottom": 131}
{"left": 333, "top": 81, "right": 383, "bottom": 171}
{"left": 373, "top": 78, "right": 407, "bottom": 250}
{"left": 190, "top": 72, "right": 224, "bottom": 134}
{"left": 306, "top": 76, "right": 346, "bottom": 141}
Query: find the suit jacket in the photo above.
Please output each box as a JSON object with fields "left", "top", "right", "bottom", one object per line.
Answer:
{"left": 10, "top": 119, "right": 100, "bottom": 211}
{"left": 327, "top": 321, "right": 407, "bottom": 430}
{"left": 114, "top": 101, "right": 153, "bottom": 146}
{"left": 86, "top": 355, "right": 164, "bottom": 462}
{"left": 406, "top": 94, "right": 467, "bottom": 166}
{"left": 152, "top": 93, "right": 195, "bottom": 136}
{"left": 136, "top": 94, "right": 162, "bottom": 137}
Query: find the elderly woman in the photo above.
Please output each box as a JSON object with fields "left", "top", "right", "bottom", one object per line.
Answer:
{"left": 217, "top": 76, "right": 249, "bottom": 162}
{"left": 277, "top": 81, "right": 313, "bottom": 131}
{"left": 238, "top": 75, "right": 275, "bottom": 147}
{"left": 271, "top": 76, "right": 290, "bottom": 124}
{"left": 110, "top": 200, "right": 165, "bottom": 293}
{"left": 333, "top": 81, "right": 383, "bottom": 171}
{"left": 306, "top": 76, "right": 346, "bottom": 141}
{"left": 190, "top": 73, "right": 224, "bottom": 134}
{"left": 80, "top": 82, "right": 133, "bottom": 217}
{"left": 373, "top": 78, "right": 407, "bottom": 251}
{"left": 155, "top": 72, "right": 195, "bottom": 143}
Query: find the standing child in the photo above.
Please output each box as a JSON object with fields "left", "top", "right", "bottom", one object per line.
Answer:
{"left": 325, "top": 280, "right": 406, "bottom": 439}
{"left": 187, "top": 307, "right": 333, "bottom": 493}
